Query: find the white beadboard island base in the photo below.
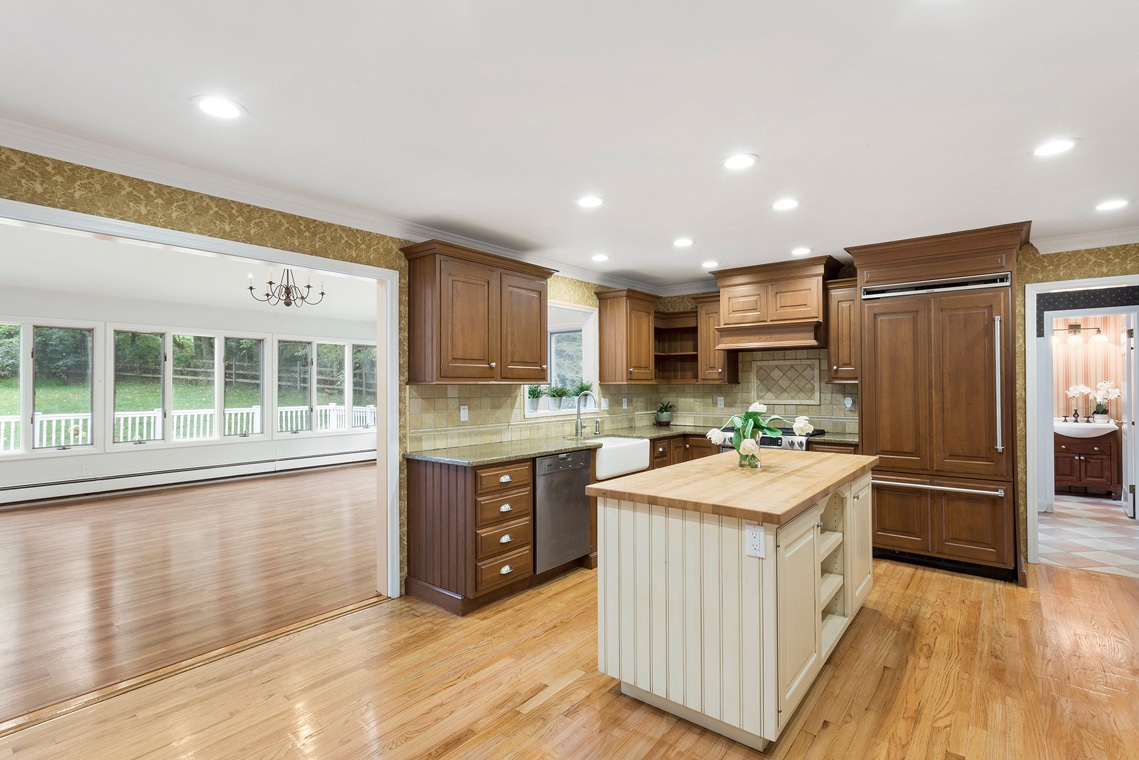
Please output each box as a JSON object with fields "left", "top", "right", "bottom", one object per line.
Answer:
{"left": 588, "top": 449, "right": 877, "bottom": 751}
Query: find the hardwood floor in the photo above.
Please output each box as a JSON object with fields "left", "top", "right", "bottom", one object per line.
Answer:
{"left": 0, "top": 464, "right": 378, "bottom": 725}
{"left": 1, "top": 558, "right": 1135, "bottom": 759}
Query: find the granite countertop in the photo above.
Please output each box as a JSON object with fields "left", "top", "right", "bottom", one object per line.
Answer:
{"left": 586, "top": 449, "right": 879, "bottom": 525}
{"left": 810, "top": 432, "right": 859, "bottom": 445}
{"left": 403, "top": 436, "right": 603, "bottom": 466}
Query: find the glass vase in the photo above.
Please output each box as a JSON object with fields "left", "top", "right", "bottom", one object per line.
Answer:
{"left": 738, "top": 453, "right": 760, "bottom": 469}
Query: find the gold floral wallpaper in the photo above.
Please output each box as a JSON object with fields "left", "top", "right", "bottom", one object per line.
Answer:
{"left": 1013, "top": 241, "right": 1139, "bottom": 564}
{"left": 0, "top": 146, "right": 415, "bottom": 581}
{"left": 548, "top": 274, "right": 606, "bottom": 308}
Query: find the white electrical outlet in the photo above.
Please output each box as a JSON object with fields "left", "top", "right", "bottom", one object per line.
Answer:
{"left": 717, "top": 396, "right": 724, "bottom": 408}
{"left": 844, "top": 396, "right": 854, "bottom": 410}
{"left": 459, "top": 405, "right": 469, "bottom": 422}
{"left": 601, "top": 398, "right": 609, "bottom": 410}
{"left": 745, "top": 524, "right": 765, "bottom": 558}
{"left": 622, "top": 397, "right": 628, "bottom": 409}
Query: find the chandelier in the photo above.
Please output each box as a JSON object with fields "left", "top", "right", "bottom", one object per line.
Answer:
{"left": 248, "top": 268, "right": 324, "bottom": 308}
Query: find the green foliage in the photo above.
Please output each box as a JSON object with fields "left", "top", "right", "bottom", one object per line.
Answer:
{"left": 657, "top": 400, "right": 674, "bottom": 413}
{"left": 527, "top": 384, "right": 546, "bottom": 399}
{"left": 727, "top": 410, "right": 788, "bottom": 450}
{"left": 34, "top": 327, "right": 92, "bottom": 383}
{"left": 0, "top": 324, "right": 18, "bottom": 379}
{"left": 571, "top": 381, "right": 593, "bottom": 397}
{"left": 546, "top": 386, "right": 571, "bottom": 399}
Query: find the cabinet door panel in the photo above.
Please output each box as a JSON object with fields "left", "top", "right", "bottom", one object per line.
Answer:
{"left": 721, "top": 283, "right": 766, "bottom": 325}
{"left": 1054, "top": 450, "right": 1080, "bottom": 485}
{"left": 871, "top": 479, "right": 931, "bottom": 552}
{"left": 846, "top": 477, "right": 873, "bottom": 613}
{"left": 697, "top": 298, "right": 735, "bottom": 383}
{"left": 862, "top": 299, "right": 931, "bottom": 471}
{"left": 768, "top": 277, "right": 821, "bottom": 322}
{"left": 439, "top": 258, "right": 497, "bottom": 379}
{"left": 826, "top": 282, "right": 859, "bottom": 382}
{"left": 1081, "top": 454, "right": 1113, "bottom": 489}
{"left": 627, "top": 298, "right": 656, "bottom": 381}
{"left": 930, "top": 480, "right": 1012, "bottom": 568}
{"left": 930, "top": 291, "right": 1009, "bottom": 478}
{"left": 776, "top": 507, "right": 822, "bottom": 727}
{"left": 670, "top": 436, "right": 686, "bottom": 465}
{"left": 499, "top": 273, "right": 548, "bottom": 381}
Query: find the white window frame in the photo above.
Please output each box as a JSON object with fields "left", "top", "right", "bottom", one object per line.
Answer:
{"left": 523, "top": 300, "right": 600, "bottom": 419}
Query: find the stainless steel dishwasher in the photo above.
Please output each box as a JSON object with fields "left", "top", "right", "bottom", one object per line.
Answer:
{"left": 534, "top": 450, "right": 592, "bottom": 573}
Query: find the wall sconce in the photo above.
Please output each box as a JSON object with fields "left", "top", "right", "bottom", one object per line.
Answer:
{"left": 1053, "top": 323, "right": 1110, "bottom": 346}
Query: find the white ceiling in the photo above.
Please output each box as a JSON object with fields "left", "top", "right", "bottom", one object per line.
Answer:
{"left": 1, "top": 1, "right": 1137, "bottom": 294}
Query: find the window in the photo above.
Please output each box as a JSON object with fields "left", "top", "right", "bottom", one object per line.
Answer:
{"left": 277, "top": 341, "right": 311, "bottom": 433}
{"left": 315, "top": 343, "right": 346, "bottom": 431}
{"left": 33, "top": 326, "right": 94, "bottom": 448}
{"left": 224, "top": 338, "right": 263, "bottom": 436}
{"left": 171, "top": 334, "right": 216, "bottom": 440}
{"left": 0, "top": 324, "right": 19, "bottom": 453}
{"left": 114, "top": 330, "right": 165, "bottom": 443}
{"left": 352, "top": 345, "right": 377, "bottom": 428}
{"left": 525, "top": 303, "right": 598, "bottom": 416}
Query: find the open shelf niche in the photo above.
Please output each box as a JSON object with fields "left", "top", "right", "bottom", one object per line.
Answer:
{"left": 653, "top": 310, "right": 699, "bottom": 384}
{"left": 819, "top": 489, "right": 848, "bottom": 657}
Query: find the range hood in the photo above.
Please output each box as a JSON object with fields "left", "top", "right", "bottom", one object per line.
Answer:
{"left": 714, "top": 318, "right": 825, "bottom": 351}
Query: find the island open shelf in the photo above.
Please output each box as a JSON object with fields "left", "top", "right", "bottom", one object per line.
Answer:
{"left": 586, "top": 448, "right": 878, "bottom": 753}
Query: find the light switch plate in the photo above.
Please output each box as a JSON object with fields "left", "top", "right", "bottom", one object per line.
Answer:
{"left": 717, "top": 396, "right": 724, "bottom": 408}
{"left": 745, "top": 524, "right": 765, "bottom": 558}
{"left": 622, "top": 397, "right": 628, "bottom": 409}
{"left": 459, "top": 405, "right": 469, "bottom": 422}
{"left": 601, "top": 398, "right": 609, "bottom": 410}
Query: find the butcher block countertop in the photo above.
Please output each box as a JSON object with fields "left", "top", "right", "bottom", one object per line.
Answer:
{"left": 586, "top": 448, "right": 878, "bottom": 525}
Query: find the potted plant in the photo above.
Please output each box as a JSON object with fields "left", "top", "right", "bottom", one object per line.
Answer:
{"left": 571, "top": 380, "right": 594, "bottom": 406}
{"left": 547, "top": 385, "right": 572, "bottom": 410}
{"left": 526, "top": 385, "right": 545, "bottom": 414}
{"left": 656, "top": 400, "right": 674, "bottom": 426}
{"left": 1087, "top": 380, "right": 1121, "bottom": 422}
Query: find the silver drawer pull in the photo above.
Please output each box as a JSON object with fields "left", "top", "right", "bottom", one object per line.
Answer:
{"left": 499, "top": 534, "right": 514, "bottom": 544}
{"left": 500, "top": 564, "right": 514, "bottom": 575}
{"left": 499, "top": 474, "right": 513, "bottom": 483}
{"left": 1094, "top": 447, "right": 1099, "bottom": 451}
{"left": 499, "top": 503, "right": 513, "bottom": 513}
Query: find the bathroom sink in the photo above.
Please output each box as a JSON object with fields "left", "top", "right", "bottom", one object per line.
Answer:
{"left": 584, "top": 436, "right": 650, "bottom": 480}
{"left": 1054, "top": 420, "right": 1117, "bottom": 438}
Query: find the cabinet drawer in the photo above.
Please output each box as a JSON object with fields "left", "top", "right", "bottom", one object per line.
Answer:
{"left": 475, "top": 545, "right": 532, "bottom": 594}
{"left": 476, "top": 517, "right": 532, "bottom": 560}
{"left": 475, "top": 488, "right": 533, "bottom": 526}
{"left": 475, "top": 461, "right": 532, "bottom": 494}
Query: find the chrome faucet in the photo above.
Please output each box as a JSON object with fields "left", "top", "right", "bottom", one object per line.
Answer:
{"left": 575, "top": 391, "right": 598, "bottom": 438}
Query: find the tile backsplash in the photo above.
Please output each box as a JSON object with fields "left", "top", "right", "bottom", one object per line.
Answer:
{"left": 407, "top": 348, "right": 859, "bottom": 450}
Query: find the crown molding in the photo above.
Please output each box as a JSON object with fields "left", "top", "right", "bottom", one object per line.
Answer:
{"left": 0, "top": 116, "right": 662, "bottom": 292}
{"left": 1033, "top": 226, "right": 1139, "bottom": 255}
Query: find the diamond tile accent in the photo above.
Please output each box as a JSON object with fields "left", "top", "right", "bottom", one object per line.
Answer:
{"left": 753, "top": 359, "right": 820, "bottom": 405}
{"left": 1038, "top": 494, "right": 1139, "bottom": 579}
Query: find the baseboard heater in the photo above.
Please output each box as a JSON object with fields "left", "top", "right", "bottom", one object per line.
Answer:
{"left": 861, "top": 272, "right": 1010, "bottom": 300}
{"left": 0, "top": 449, "right": 376, "bottom": 497}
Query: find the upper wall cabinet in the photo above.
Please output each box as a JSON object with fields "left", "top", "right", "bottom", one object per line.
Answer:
{"left": 712, "top": 257, "right": 841, "bottom": 351}
{"left": 693, "top": 294, "right": 739, "bottom": 384}
{"left": 403, "top": 240, "right": 556, "bottom": 384}
{"left": 597, "top": 289, "right": 657, "bottom": 384}
{"left": 825, "top": 278, "right": 859, "bottom": 383}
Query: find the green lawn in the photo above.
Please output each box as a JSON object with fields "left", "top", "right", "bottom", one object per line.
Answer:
{"left": 0, "top": 379, "right": 270, "bottom": 415}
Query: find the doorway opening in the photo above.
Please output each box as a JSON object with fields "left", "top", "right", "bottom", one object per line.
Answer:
{"left": 1025, "top": 277, "right": 1139, "bottom": 577}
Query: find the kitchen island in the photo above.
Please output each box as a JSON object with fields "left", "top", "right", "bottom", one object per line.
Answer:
{"left": 585, "top": 448, "right": 878, "bottom": 752}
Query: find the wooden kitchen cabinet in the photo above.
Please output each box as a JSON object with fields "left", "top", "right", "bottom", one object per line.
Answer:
{"left": 1055, "top": 430, "right": 1121, "bottom": 499}
{"left": 598, "top": 289, "right": 657, "bottom": 384}
{"left": 825, "top": 279, "right": 859, "bottom": 383}
{"left": 406, "top": 457, "right": 536, "bottom": 615}
{"left": 403, "top": 239, "right": 556, "bottom": 384}
{"left": 693, "top": 294, "right": 738, "bottom": 384}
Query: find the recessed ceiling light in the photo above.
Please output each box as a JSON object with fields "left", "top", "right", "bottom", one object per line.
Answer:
{"left": 193, "top": 95, "right": 244, "bottom": 119}
{"left": 722, "top": 154, "right": 758, "bottom": 170}
{"left": 772, "top": 198, "right": 800, "bottom": 211}
{"left": 701, "top": 261, "right": 719, "bottom": 269}
{"left": 1033, "top": 138, "right": 1076, "bottom": 156}
{"left": 1095, "top": 199, "right": 1129, "bottom": 211}
{"left": 576, "top": 195, "right": 604, "bottom": 208}
{"left": 791, "top": 247, "right": 812, "bottom": 256}
{"left": 673, "top": 238, "right": 693, "bottom": 248}
{"left": 591, "top": 253, "right": 609, "bottom": 262}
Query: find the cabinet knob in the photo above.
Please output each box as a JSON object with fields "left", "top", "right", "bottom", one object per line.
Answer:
{"left": 489, "top": 361, "right": 496, "bottom": 368}
{"left": 629, "top": 367, "right": 634, "bottom": 374}
{"left": 541, "top": 364, "right": 547, "bottom": 369}
{"left": 854, "top": 493, "right": 861, "bottom": 500}
{"left": 499, "top": 534, "right": 514, "bottom": 544}
{"left": 685, "top": 444, "right": 690, "bottom": 448}
{"left": 500, "top": 564, "right": 514, "bottom": 575}
{"left": 499, "top": 503, "right": 513, "bottom": 512}
{"left": 1094, "top": 447, "right": 1099, "bottom": 451}
{"left": 1060, "top": 445, "right": 1066, "bottom": 449}
{"left": 658, "top": 446, "right": 666, "bottom": 453}
{"left": 499, "top": 474, "right": 513, "bottom": 483}
{"left": 833, "top": 365, "right": 838, "bottom": 371}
